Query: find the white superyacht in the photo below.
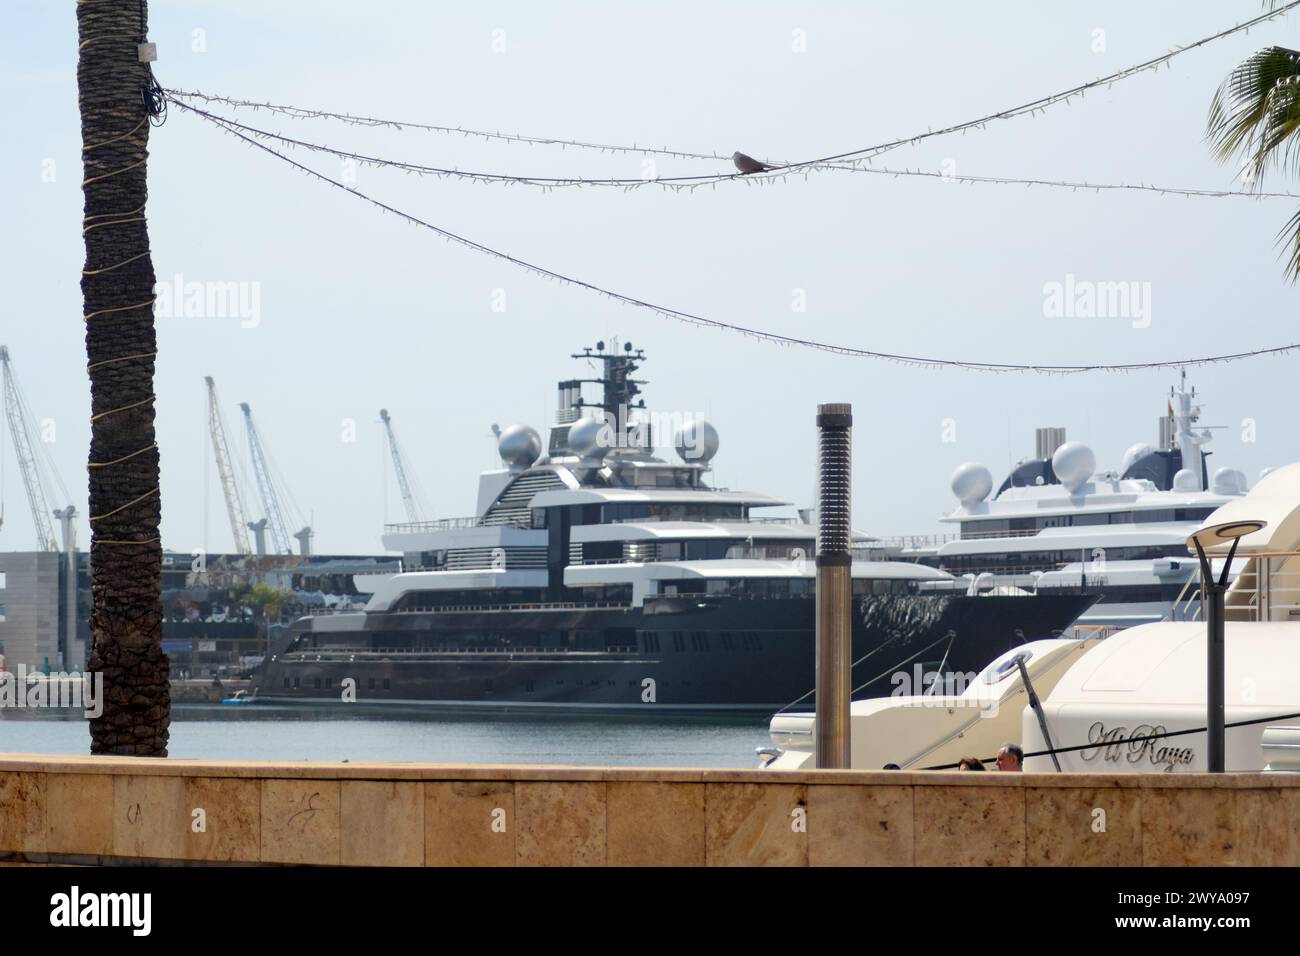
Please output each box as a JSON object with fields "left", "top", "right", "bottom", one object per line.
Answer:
{"left": 883, "top": 374, "right": 1256, "bottom": 630}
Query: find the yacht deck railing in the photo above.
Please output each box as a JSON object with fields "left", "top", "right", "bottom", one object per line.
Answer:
{"left": 1171, "top": 550, "right": 1300, "bottom": 623}
{"left": 392, "top": 600, "right": 632, "bottom": 615}
{"left": 385, "top": 515, "right": 809, "bottom": 535}
{"left": 384, "top": 515, "right": 534, "bottom": 534}
{"left": 871, "top": 529, "right": 1065, "bottom": 550}
{"left": 297, "top": 599, "right": 632, "bottom": 618}
{"left": 285, "top": 646, "right": 639, "bottom": 659}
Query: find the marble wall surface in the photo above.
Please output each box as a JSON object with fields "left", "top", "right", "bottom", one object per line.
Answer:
{"left": 1, "top": 755, "right": 1296, "bottom": 866}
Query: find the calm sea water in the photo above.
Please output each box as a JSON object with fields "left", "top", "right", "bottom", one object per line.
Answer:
{"left": 0, "top": 705, "right": 769, "bottom": 767}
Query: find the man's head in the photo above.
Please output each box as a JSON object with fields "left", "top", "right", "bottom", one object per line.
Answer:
{"left": 996, "top": 743, "right": 1024, "bottom": 771}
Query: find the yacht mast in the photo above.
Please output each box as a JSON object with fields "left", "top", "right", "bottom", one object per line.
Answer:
{"left": 1171, "top": 370, "right": 1209, "bottom": 490}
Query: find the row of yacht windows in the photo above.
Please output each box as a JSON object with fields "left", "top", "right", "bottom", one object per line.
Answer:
{"left": 938, "top": 545, "right": 1188, "bottom": 572}
{"left": 281, "top": 628, "right": 770, "bottom": 665}
{"left": 287, "top": 676, "right": 743, "bottom": 693}
{"left": 579, "top": 538, "right": 808, "bottom": 563}
{"left": 657, "top": 577, "right": 920, "bottom": 597}
{"left": 1092, "top": 584, "right": 1190, "bottom": 603}
{"left": 478, "top": 501, "right": 748, "bottom": 532}
{"left": 291, "top": 628, "right": 637, "bottom": 654}
{"left": 282, "top": 676, "right": 392, "bottom": 690}
{"left": 640, "top": 630, "right": 766, "bottom": 652}
{"left": 391, "top": 576, "right": 921, "bottom": 612}
{"left": 573, "top": 585, "right": 635, "bottom": 604}
{"left": 395, "top": 588, "right": 550, "bottom": 609}
{"left": 597, "top": 503, "right": 746, "bottom": 524}
{"left": 960, "top": 507, "right": 1218, "bottom": 537}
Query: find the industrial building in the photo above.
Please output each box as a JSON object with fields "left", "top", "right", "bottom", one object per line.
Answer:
{"left": 0, "top": 550, "right": 396, "bottom": 677}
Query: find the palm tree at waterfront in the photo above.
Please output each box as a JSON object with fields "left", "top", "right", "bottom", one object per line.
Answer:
{"left": 76, "top": 0, "right": 170, "bottom": 754}
{"left": 243, "top": 583, "right": 291, "bottom": 663}
{"left": 1208, "top": 42, "right": 1300, "bottom": 279}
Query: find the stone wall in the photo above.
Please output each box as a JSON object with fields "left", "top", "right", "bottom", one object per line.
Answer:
{"left": 0, "top": 754, "right": 1296, "bottom": 866}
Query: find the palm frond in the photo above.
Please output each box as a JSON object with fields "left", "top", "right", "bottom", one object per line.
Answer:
{"left": 1207, "top": 46, "right": 1300, "bottom": 182}
{"left": 1276, "top": 206, "right": 1300, "bottom": 281}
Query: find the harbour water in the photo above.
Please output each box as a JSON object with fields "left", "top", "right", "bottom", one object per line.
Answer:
{"left": 0, "top": 706, "right": 767, "bottom": 767}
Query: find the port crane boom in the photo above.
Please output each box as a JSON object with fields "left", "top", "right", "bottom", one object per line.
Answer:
{"left": 2, "top": 345, "right": 79, "bottom": 666}
{"left": 240, "top": 401, "right": 312, "bottom": 555}
{"left": 1, "top": 345, "right": 60, "bottom": 551}
{"left": 379, "top": 408, "right": 425, "bottom": 524}
{"left": 205, "top": 376, "right": 252, "bottom": 555}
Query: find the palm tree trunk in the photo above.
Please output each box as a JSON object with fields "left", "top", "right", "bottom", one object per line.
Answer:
{"left": 77, "top": 0, "right": 169, "bottom": 755}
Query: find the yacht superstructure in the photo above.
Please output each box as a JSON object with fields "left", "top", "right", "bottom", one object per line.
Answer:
{"left": 888, "top": 374, "right": 1254, "bottom": 629}
{"left": 253, "top": 342, "right": 1095, "bottom": 713}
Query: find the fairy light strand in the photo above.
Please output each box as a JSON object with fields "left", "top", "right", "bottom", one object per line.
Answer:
{"left": 164, "top": 87, "right": 732, "bottom": 161}
{"left": 163, "top": 0, "right": 1300, "bottom": 183}
{"left": 175, "top": 101, "right": 1300, "bottom": 199}
{"left": 174, "top": 102, "right": 1300, "bottom": 375}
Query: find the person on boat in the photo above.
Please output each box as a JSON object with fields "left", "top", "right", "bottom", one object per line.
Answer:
{"left": 996, "top": 743, "right": 1023, "bottom": 771}
{"left": 956, "top": 757, "right": 986, "bottom": 771}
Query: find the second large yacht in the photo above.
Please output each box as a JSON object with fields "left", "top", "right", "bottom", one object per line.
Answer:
{"left": 253, "top": 342, "right": 1095, "bottom": 713}
{"left": 880, "top": 373, "right": 1255, "bottom": 629}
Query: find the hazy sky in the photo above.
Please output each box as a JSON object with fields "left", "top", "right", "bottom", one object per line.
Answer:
{"left": 2, "top": 1, "right": 1299, "bottom": 555}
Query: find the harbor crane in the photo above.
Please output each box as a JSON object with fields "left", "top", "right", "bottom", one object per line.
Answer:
{"left": 239, "top": 401, "right": 312, "bottom": 556}
{"left": 204, "top": 376, "right": 252, "bottom": 555}
{"left": 379, "top": 408, "right": 429, "bottom": 524}
{"left": 1, "top": 345, "right": 73, "bottom": 553}
{"left": 2, "top": 345, "right": 79, "bottom": 668}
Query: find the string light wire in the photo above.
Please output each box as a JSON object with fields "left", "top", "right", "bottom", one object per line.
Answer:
{"left": 172, "top": 103, "right": 1300, "bottom": 199}
{"left": 164, "top": 0, "right": 1300, "bottom": 183}
{"left": 174, "top": 100, "right": 1300, "bottom": 375}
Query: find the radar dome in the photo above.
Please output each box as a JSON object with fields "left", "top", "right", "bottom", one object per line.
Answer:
{"left": 1260, "top": 466, "right": 1276, "bottom": 482}
{"left": 1172, "top": 468, "right": 1199, "bottom": 492}
{"left": 675, "top": 419, "right": 719, "bottom": 464}
{"left": 568, "top": 416, "right": 612, "bottom": 461}
{"left": 1052, "top": 442, "right": 1095, "bottom": 492}
{"left": 1121, "top": 442, "right": 1156, "bottom": 475}
{"left": 950, "top": 463, "right": 992, "bottom": 504}
{"left": 497, "top": 423, "right": 542, "bottom": 471}
{"left": 1212, "top": 467, "right": 1248, "bottom": 495}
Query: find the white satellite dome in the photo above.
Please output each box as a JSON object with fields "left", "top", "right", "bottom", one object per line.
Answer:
{"left": 1121, "top": 442, "right": 1156, "bottom": 474}
{"left": 1260, "top": 466, "right": 1276, "bottom": 483}
{"left": 950, "top": 462, "right": 992, "bottom": 504}
{"left": 1052, "top": 442, "right": 1095, "bottom": 492}
{"left": 497, "top": 423, "right": 541, "bottom": 471}
{"left": 674, "top": 419, "right": 719, "bottom": 464}
{"left": 568, "top": 415, "right": 612, "bottom": 460}
{"left": 1212, "top": 467, "right": 1248, "bottom": 495}
{"left": 1172, "top": 468, "right": 1199, "bottom": 492}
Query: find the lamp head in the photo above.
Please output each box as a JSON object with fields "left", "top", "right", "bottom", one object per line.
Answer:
{"left": 1186, "top": 519, "right": 1266, "bottom": 554}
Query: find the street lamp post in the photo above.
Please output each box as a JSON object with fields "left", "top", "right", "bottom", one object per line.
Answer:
{"left": 815, "top": 403, "right": 853, "bottom": 770}
{"left": 1187, "top": 520, "right": 1265, "bottom": 773}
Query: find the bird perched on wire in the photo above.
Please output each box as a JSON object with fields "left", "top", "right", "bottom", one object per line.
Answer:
{"left": 732, "top": 151, "right": 773, "bottom": 174}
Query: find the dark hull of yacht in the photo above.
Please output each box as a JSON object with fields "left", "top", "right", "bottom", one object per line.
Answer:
{"left": 252, "top": 591, "right": 1097, "bottom": 715}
